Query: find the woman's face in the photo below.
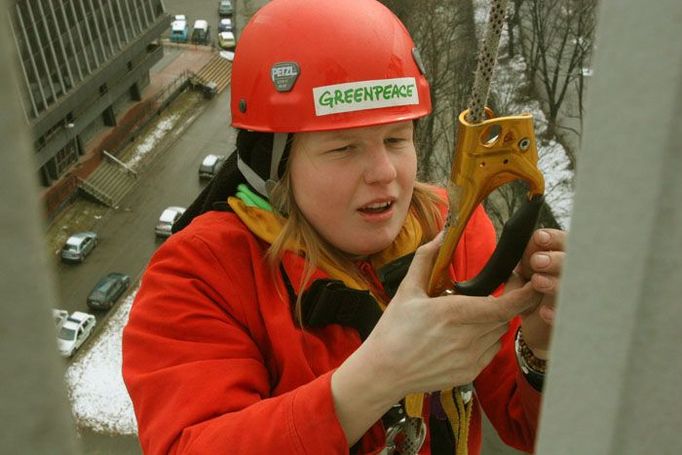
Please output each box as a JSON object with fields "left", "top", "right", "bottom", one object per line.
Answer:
{"left": 289, "top": 121, "right": 417, "bottom": 256}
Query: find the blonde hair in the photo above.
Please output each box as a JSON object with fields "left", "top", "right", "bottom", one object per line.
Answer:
{"left": 267, "top": 152, "right": 444, "bottom": 324}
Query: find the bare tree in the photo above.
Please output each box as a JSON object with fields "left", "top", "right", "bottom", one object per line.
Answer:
{"left": 382, "top": 0, "right": 478, "bottom": 184}
{"left": 382, "top": 1, "right": 563, "bottom": 232}
{"left": 506, "top": 0, "right": 524, "bottom": 58}
{"left": 517, "top": 0, "right": 597, "bottom": 140}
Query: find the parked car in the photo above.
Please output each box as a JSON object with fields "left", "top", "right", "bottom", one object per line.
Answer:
{"left": 170, "top": 18, "right": 189, "bottom": 43}
{"left": 218, "top": 0, "right": 233, "bottom": 16}
{"left": 219, "top": 50, "right": 235, "bottom": 62}
{"left": 155, "top": 206, "right": 186, "bottom": 238}
{"left": 191, "top": 20, "right": 210, "bottom": 45}
{"left": 172, "top": 14, "right": 187, "bottom": 22}
{"left": 60, "top": 231, "right": 98, "bottom": 262}
{"left": 199, "top": 154, "right": 226, "bottom": 179}
{"left": 87, "top": 272, "right": 131, "bottom": 310}
{"left": 57, "top": 311, "right": 96, "bottom": 357}
{"left": 53, "top": 309, "right": 69, "bottom": 331}
{"left": 218, "top": 31, "right": 236, "bottom": 50}
{"left": 218, "top": 18, "right": 232, "bottom": 33}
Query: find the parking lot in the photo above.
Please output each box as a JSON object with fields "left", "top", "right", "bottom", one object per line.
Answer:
{"left": 45, "top": 1, "right": 269, "bottom": 452}
{"left": 46, "top": 69, "right": 234, "bottom": 455}
{"left": 49, "top": 62, "right": 237, "bottom": 367}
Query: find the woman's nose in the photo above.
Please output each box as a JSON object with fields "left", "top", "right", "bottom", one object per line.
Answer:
{"left": 363, "top": 146, "right": 398, "bottom": 184}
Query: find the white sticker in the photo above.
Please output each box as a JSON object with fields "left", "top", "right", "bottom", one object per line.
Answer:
{"left": 313, "top": 77, "right": 419, "bottom": 116}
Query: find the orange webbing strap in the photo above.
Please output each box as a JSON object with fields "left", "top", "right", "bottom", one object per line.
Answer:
{"left": 405, "top": 386, "right": 472, "bottom": 454}
{"left": 440, "top": 387, "right": 473, "bottom": 454}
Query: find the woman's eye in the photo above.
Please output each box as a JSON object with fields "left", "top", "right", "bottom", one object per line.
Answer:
{"left": 385, "top": 137, "right": 407, "bottom": 145}
{"left": 329, "top": 144, "right": 353, "bottom": 153}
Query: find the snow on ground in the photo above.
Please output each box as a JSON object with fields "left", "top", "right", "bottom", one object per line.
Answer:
{"left": 65, "top": 287, "right": 138, "bottom": 434}
{"left": 538, "top": 139, "right": 574, "bottom": 229}
{"left": 493, "top": 54, "right": 575, "bottom": 229}
{"left": 475, "top": 0, "right": 575, "bottom": 229}
{"left": 126, "top": 113, "right": 180, "bottom": 170}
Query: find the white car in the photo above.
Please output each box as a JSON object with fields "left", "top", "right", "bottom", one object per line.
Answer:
{"left": 60, "top": 231, "right": 98, "bottom": 262}
{"left": 199, "top": 154, "right": 226, "bottom": 179}
{"left": 57, "top": 311, "right": 96, "bottom": 357}
{"left": 218, "top": 31, "right": 236, "bottom": 50}
{"left": 155, "top": 206, "right": 186, "bottom": 238}
{"left": 52, "top": 309, "right": 69, "bottom": 331}
{"left": 219, "top": 50, "right": 235, "bottom": 61}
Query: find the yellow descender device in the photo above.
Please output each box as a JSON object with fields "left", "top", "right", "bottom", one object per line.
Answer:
{"left": 428, "top": 108, "right": 545, "bottom": 297}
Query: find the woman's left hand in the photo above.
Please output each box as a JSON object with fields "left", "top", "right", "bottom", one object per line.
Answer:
{"left": 505, "top": 228, "right": 567, "bottom": 360}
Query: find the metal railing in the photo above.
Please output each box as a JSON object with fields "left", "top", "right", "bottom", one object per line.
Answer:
{"left": 103, "top": 150, "right": 137, "bottom": 176}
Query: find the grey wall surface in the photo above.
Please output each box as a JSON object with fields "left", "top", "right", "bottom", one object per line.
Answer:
{"left": 0, "top": 0, "right": 80, "bottom": 452}
{"left": 536, "top": 0, "right": 682, "bottom": 453}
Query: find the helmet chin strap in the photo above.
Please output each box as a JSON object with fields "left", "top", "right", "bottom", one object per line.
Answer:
{"left": 237, "top": 132, "right": 289, "bottom": 199}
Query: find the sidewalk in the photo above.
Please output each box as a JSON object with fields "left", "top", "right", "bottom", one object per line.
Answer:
{"left": 82, "top": 43, "right": 217, "bottom": 164}
{"left": 56, "top": 55, "right": 230, "bottom": 455}
{"left": 144, "top": 42, "right": 217, "bottom": 96}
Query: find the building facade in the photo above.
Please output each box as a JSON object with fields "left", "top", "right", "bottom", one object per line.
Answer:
{"left": 7, "top": 0, "right": 169, "bottom": 186}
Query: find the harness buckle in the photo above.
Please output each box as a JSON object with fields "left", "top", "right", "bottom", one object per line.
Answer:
{"left": 381, "top": 404, "right": 426, "bottom": 455}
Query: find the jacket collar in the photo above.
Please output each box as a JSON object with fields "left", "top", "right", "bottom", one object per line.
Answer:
{"left": 227, "top": 196, "right": 424, "bottom": 291}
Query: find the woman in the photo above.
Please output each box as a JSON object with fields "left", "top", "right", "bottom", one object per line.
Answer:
{"left": 122, "top": 0, "right": 563, "bottom": 453}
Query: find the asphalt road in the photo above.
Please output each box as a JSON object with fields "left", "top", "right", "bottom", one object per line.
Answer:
{"left": 54, "top": 0, "right": 257, "bottom": 324}
{"left": 55, "top": 88, "right": 234, "bottom": 310}
{"left": 63, "top": 57, "right": 234, "bottom": 455}
{"left": 51, "top": 2, "right": 242, "bottom": 454}
{"left": 56, "top": 2, "right": 252, "bottom": 451}
{"left": 164, "top": 0, "right": 232, "bottom": 43}
{"left": 163, "top": 0, "right": 270, "bottom": 40}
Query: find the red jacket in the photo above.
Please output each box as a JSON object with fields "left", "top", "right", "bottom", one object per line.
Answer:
{"left": 122, "top": 205, "right": 540, "bottom": 454}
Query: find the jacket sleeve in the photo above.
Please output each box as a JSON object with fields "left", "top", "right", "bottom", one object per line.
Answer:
{"left": 474, "top": 318, "right": 541, "bottom": 453}
{"left": 455, "top": 205, "right": 542, "bottom": 452}
{"left": 122, "top": 231, "right": 348, "bottom": 454}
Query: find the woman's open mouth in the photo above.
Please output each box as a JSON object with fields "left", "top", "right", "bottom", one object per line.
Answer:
{"left": 358, "top": 200, "right": 394, "bottom": 214}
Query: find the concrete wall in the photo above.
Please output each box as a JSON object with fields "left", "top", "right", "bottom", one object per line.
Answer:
{"left": 536, "top": 0, "right": 682, "bottom": 453}
{"left": 0, "top": 0, "right": 80, "bottom": 451}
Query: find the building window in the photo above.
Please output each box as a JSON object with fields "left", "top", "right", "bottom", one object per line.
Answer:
{"left": 55, "top": 143, "right": 79, "bottom": 176}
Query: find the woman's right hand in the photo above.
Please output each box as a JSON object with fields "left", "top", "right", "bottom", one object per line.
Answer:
{"left": 331, "top": 235, "right": 540, "bottom": 444}
{"left": 365, "top": 234, "right": 540, "bottom": 398}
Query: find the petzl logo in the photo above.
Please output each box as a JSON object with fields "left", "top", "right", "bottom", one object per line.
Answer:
{"left": 271, "top": 62, "right": 300, "bottom": 92}
{"left": 313, "top": 78, "right": 419, "bottom": 116}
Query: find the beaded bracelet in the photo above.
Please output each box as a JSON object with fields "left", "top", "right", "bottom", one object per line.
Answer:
{"left": 514, "top": 328, "right": 547, "bottom": 391}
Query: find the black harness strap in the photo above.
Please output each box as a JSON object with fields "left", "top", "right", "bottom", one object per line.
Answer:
{"left": 279, "top": 260, "right": 456, "bottom": 454}
{"left": 376, "top": 252, "right": 415, "bottom": 299}
{"left": 280, "top": 265, "right": 385, "bottom": 340}
{"left": 301, "top": 279, "right": 383, "bottom": 341}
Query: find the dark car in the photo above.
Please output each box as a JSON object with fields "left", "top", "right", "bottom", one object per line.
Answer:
{"left": 191, "top": 20, "right": 210, "bottom": 45}
{"left": 218, "top": 18, "right": 232, "bottom": 33}
{"left": 87, "top": 272, "right": 131, "bottom": 310}
{"left": 218, "top": 0, "right": 233, "bottom": 16}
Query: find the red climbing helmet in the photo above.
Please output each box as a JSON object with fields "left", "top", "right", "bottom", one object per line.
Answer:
{"left": 230, "top": 0, "right": 432, "bottom": 133}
